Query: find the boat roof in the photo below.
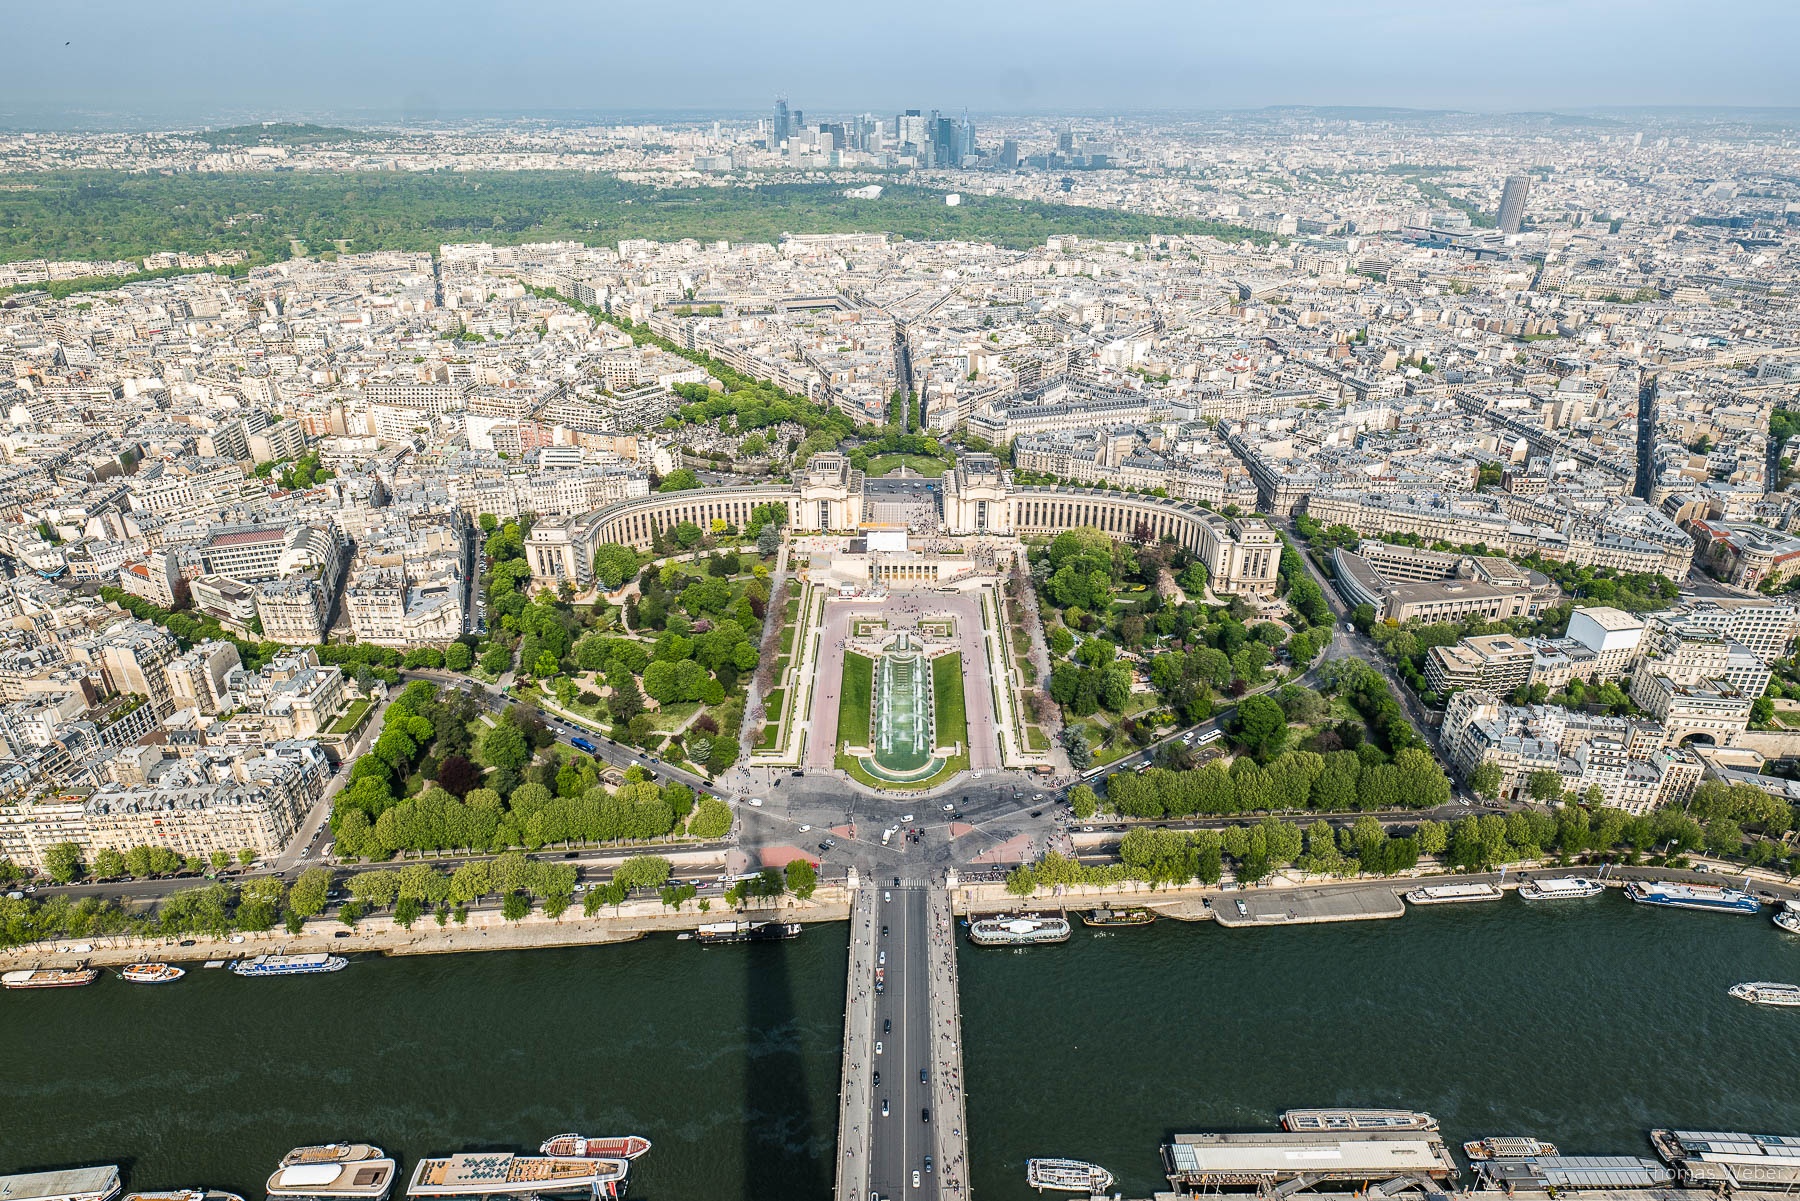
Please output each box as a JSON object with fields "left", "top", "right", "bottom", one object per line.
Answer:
{"left": 1166, "top": 1132, "right": 1453, "bottom": 1178}
{"left": 1481, "top": 1157, "right": 1672, "bottom": 1189}
{"left": 269, "top": 1161, "right": 393, "bottom": 1196}
{"left": 0, "top": 1169, "right": 120, "bottom": 1201}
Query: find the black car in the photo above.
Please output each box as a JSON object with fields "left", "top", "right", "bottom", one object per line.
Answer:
{"left": 563, "top": 852, "right": 580, "bottom": 859}
{"left": 919, "top": 1068, "right": 927, "bottom": 1084}
{"left": 178, "top": 939, "right": 197, "bottom": 947}
{"left": 884, "top": 1018, "right": 891, "bottom": 1032}
{"left": 791, "top": 770, "right": 804, "bottom": 777}
{"left": 921, "top": 1108, "right": 930, "bottom": 1124}
{"left": 818, "top": 842, "right": 832, "bottom": 853}
{"left": 873, "top": 1071, "right": 881, "bottom": 1087}
{"left": 881, "top": 925, "right": 888, "bottom": 937}
{"left": 334, "top": 930, "right": 351, "bottom": 938}
{"left": 1030, "top": 810, "right": 1042, "bottom": 818}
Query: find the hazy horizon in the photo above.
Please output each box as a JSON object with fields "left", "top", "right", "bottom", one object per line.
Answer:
{"left": 4, "top": 0, "right": 1797, "bottom": 130}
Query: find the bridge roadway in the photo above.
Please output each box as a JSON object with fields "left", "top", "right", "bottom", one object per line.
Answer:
{"left": 836, "top": 880, "right": 969, "bottom": 1201}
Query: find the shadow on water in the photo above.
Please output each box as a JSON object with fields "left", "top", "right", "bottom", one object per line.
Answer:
{"left": 742, "top": 932, "right": 823, "bottom": 1201}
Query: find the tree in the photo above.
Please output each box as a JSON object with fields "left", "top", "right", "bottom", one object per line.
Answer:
{"left": 1070, "top": 784, "right": 1098, "bottom": 819}
{"left": 289, "top": 867, "right": 332, "bottom": 917}
{"left": 658, "top": 469, "right": 701, "bottom": 493}
{"left": 756, "top": 524, "right": 780, "bottom": 555}
{"left": 785, "top": 858, "right": 818, "bottom": 899}
{"left": 445, "top": 641, "right": 474, "bottom": 672}
{"left": 481, "top": 720, "right": 531, "bottom": 773}
{"left": 501, "top": 891, "right": 532, "bottom": 922}
{"left": 92, "top": 847, "right": 127, "bottom": 878}
{"left": 1469, "top": 761, "right": 1503, "bottom": 800}
{"left": 44, "top": 841, "right": 84, "bottom": 884}
{"left": 1062, "top": 726, "right": 1093, "bottom": 771}
{"left": 1527, "top": 769, "right": 1564, "bottom": 803}
{"left": 1231, "top": 695, "right": 1289, "bottom": 762}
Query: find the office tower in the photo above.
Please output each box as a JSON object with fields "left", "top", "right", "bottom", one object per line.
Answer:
{"left": 1057, "top": 123, "right": 1073, "bottom": 155}
{"left": 772, "top": 97, "right": 789, "bottom": 145}
{"left": 933, "top": 115, "right": 958, "bottom": 167}
{"left": 999, "top": 138, "right": 1019, "bottom": 169}
{"left": 960, "top": 110, "right": 975, "bottom": 160}
{"left": 1498, "top": 174, "right": 1531, "bottom": 234}
{"left": 898, "top": 109, "right": 927, "bottom": 154}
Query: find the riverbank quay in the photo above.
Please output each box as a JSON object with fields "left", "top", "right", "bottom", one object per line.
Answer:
{"left": 1127, "top": 1192, "right": 1800, "bottom": 1201}
{"left": 0, "top": 887, "right": 854, "bottom": 970}
{"left": 948, "top": 863, "right": 1800, "bottom": 927}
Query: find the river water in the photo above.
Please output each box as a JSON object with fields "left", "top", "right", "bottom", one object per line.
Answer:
{"left": 6, "top": 895, "right": 1800, "bottom": 1201}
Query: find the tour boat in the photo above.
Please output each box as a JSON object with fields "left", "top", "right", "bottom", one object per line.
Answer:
{"left": 538, "top": 1135, "right": 652, "bottom": 1161}
{"left": 124, "top": 1189, "right": 244, "bottom": 1201}
{"left": 406, "top": 1152, "right": 627, "bottom": 1200}
{"left": 1517, "top": 876, "right": 1604, "bottom": 901}
{"left": 1026, "top": 1158, "right": 1114, "bottom": 1193}
{"left": 969, "top": 915, "right": 1071, "bottom": 945}
{"left": 267, "top": 1145, "right": 397, "bottom": 1201}
{"left": 231, "top": 953, "right": 347, "bottom": 976}
{"left": 1081, "top": 907, "right": 1154, "bottom": 927}
{"left": 121, "top": 962, "right": 186, "bottom": 984}
{"left": 1730, "top": 981, "right": 1800, "bottom": 1007}
{"left": 2, "top": 967, "right": 100, "bottom": 989}
{"left": 693, "top": 921, "right": 800, "bottom": 944}
{"left": 1625, "top": 880, "right": 1762, "bottom": 914}
{"left": 1282, "top": 1108, "right": 1439, "bottom": 1132}
{"left": 1463, "top": 1136, "right": 1560, "bottom": 1161}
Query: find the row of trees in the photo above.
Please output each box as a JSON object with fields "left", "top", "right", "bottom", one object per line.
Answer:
{"left": 1100, "top": 744, "right": 1451, "bottom": 819}
{"left": 25, "top": 842, "right": 256, "bottom": 885}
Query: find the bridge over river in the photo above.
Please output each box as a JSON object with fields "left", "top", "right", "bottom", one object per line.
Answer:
{"left": 836, "top": 880, "right": 970, "bottom": 1201}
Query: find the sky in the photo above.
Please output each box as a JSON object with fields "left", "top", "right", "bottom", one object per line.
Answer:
{"left": 5, "top": 0, "right": 1799, "bottom": 126}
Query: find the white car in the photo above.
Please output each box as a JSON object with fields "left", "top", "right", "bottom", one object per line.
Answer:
{"left": 940, "top": 803, "right": 954, "bottom": 812}
{"left": 912, "top": 1172, "right": 921, "bottom": 1190}
{"left": 900, "top": 813, "right": 914, "bottom": 823}
{"left": 875, "top": 1041, "right": 884, "bottom": 1054}
{"left": 746, "top": 798, "right": 764, "bottom": 807}
{"left": 878, "top": 950, "right": 886, "bottom": 965}
{"left": 798, "top": 824, "right": 812, "bottom": 832}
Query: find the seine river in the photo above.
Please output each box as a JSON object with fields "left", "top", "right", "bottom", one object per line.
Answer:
{"left": 8, "top": 894, "right": 1800, "bottom": 1201}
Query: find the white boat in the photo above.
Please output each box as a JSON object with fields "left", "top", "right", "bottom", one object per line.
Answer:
{"left": 1026, "top": 1158, "right": 1114, "bottom": 1193}
{"left": 267, "top": 1145, "right": 396, "bottom": 1201}
{"left": 121, "top": 962, "right": 186, "bottom": 984}
{"left": 1403, "top": 883, "right": 1503, "bottom": 905}
{"left": 1625, "top": 880, "right": 1761, "bottom": 914}
{"left": 1730, "top": 981, "right": 1800, "bottom": 1007}
{"left": 1463, "top": 1136, "right": 1560, "bottom": 1160}
{"left": 231, "top": 953, "right": 347, "bottom": 977}
{"left": 1517, "top": 876, "right": 1603, "bottom": 901}
{"left": 1282, "top": 1108, "right": 1439, "bottom": 1132}
{"left": 1774, "top": 901, "right": 1800, "bottom": 934}
{"left": 969, "top": 915, "right": 1071, "bottom": 946}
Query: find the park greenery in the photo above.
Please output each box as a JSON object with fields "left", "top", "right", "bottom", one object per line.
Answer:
{"left": 0, "top": 171, "right": 1274, "bottom": 269}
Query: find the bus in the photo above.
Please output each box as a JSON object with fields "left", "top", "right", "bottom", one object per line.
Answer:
{"left": 571, "top": 736, "right": 599, "bottom": 754}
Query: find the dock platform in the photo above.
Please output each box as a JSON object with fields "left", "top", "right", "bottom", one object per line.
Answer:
{"left": 1212, "top": 884, "right": 1405, "bottom": 928}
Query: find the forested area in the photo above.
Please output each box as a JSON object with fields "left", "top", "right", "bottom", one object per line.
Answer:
{"left": 0, "top": 171, "right": 1272, "bottom": 268}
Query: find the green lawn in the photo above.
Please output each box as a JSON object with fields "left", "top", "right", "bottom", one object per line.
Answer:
{"left": 838, "top": 652, "right": 874, "bottom": 750}
{"left": 650, "top": 700, "right": 702, "bottom": 731}
{"left": 864, "top": 454, "right": 947, "bottom": 478}
{"left": 1026, "top": 725, "right": 1050, "bottom": 751}
{"left": 932, "top": 653, "right": 966, "bottom": 750}
{"left": 325, "top": 698, "right": 371, "bottom": 736}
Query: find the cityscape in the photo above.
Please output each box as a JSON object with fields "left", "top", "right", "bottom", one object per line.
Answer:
{"left": 5, "top": 4, "right": 1800, "bottom": 1201}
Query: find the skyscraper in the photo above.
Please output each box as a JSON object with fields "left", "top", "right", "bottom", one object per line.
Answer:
{"left": 1498, "top": 174, "right": 1531, "bottom": 234}
{"left": 772, "top": 97, "right": 790, "bottom": 146}
{"left": 999, "top": 138, "right": 1019, "bottom": 169}
{"left": 1057, "top": 123, "right": 1073, "bottom": 155}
